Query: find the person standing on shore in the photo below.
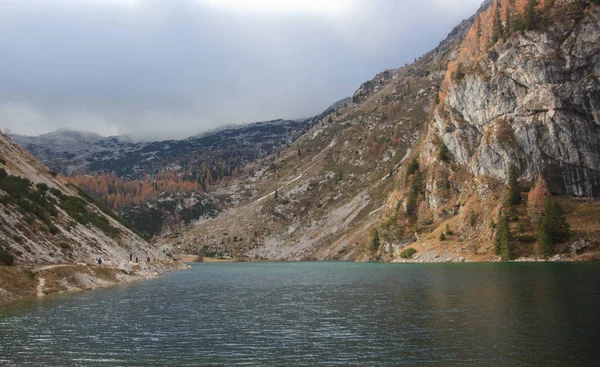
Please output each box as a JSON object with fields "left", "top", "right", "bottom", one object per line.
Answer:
{"left": 135, "top": 257, "right": 138, "bottom": 263}
{"left": 98, "top": 257, "right": 102, "bottom": 267}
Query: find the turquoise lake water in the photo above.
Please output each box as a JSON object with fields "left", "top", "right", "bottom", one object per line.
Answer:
{"left": 1, "top": 262, "right": 600, "bottom": 366}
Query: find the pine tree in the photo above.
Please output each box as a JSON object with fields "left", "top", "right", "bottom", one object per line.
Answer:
{"left": 494, "top": 211, "right": 514, "bottom": 261}
{"left": 536, "top": 199, "right": 570, "bottom": 257}
{"left": 507, "top": 165, "right": 522, "bottom": 206}
{"left": 491, "top": 1, "right": 504, "bottom": 46}
{"left": 545, "top": 200, "right": 570, "bottom": 242}
{"left": 504, "top": 4, "right": 513, "bottom": 40}
{"left": 371, "top": 228, "right": 380, "bottom": 253}
{"left": 524, "top": 0, "right": 540, "bottom": 31}
{"left": 536, "top": 216, "right": 553, "bottom": 257}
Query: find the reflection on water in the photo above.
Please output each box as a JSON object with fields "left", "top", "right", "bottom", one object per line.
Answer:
{"left": 1, "top": 262, "right": 600, "bottom": 366}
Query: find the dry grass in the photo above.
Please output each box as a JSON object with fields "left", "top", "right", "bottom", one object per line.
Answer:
{"left": 0, "top": 267, "right": 38, "bottom": 305}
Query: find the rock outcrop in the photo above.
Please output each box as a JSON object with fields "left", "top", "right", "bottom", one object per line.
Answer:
{"left": 430, "top": 0, "right": 600, "bottom": 197}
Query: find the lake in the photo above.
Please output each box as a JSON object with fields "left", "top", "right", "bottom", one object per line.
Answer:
{"left": 1, "top": 262, "right": 600, "bottom": 366}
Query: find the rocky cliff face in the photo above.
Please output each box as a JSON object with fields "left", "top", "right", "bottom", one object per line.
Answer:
{"left": 430, "top": 0, "right": 600, "bottom": 197}
{"left": 376, "top": 0, "right": 600, "bottom": 262}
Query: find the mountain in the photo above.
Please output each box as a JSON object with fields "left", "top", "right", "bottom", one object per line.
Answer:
{"left": 10, "top": 117, "right": 334, "bottom": 178}
{"left": 374, "top": 0, "right": 600, "bottom": 262}
{"left": 158, "top": 0, "right": 600, "bottom": 262}
{"left": 0, "top": 132, "right": 164, "bottom": 265}
{"left": 154, "top": 7, "right": 479, "bottom": 260}
{"left": 9, "top": 102, "right": 350, "bottom": 239}
{"left": 9, "top": 0, "right": 600, "bottom": 263}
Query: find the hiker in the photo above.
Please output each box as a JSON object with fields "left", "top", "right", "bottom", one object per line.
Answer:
{"left": 98, "top": 257, "right": 102, "bottom": 267}
{"left": 147, "top": 256, "right": 150, "bottom": 263}
{"left": 130, "top": 253, "right": 133, "bottom": 262}
{"left": 135, "top": 257, "right": 139, "bottom": 263}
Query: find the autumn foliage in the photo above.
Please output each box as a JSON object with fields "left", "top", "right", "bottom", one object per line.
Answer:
{"left": 64, "top": 172, "right": 203, "bottom": 211}
{"left": 527, "top": 175, "right": 551, "bottom": 224}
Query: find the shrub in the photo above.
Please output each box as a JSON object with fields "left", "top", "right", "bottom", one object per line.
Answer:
{"left": 0, "top": 246, "right": 15, "bottom": 266}
{"left": 48, "top": 224, "right": 59, "bottom": 235}
{"left": 400, "top": 248, "right": 417, "bottom": 259}
{"left": 405, "top": 157, "right": 420, "bottom": 182}
{"left": 469, "top": 211, "right": 478, "bottom": 228}
{"left": 517, "top": 235, "right": 536, "bottom": 243}
{"left": 438, "top": 143, "right": 450, "bottom": 162}
{"left": 49, "top": 188, "right": 63, "bottom": 199}
{"left": 439, "top": 232, "right": 446, "bottom": 241}
{"left": 445, "top": 224, "right": 452, "bottom": 236}
{"left": 451, "top": 63, "right": 465, "bottom": 81}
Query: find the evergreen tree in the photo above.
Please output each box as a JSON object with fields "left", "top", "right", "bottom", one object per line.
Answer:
{"left": 536, "top": 216, "right": 553, "bottom": 257}
{"left": 406, "top": 171, "right": 422, "bottom": 217}
{"left": 494, "top": 211, "right": 514, "bottom": 261}
{"left": 504, "top": 4, "right": 513, "bottom": 40}
{"left": 524, "top": 0, "right": 540, "bottom": 31}
{"left": 370, "top": 228, "right": 381, "bottom": 253}
{"left": 405, "top": 157, "right": 420, "bottom": 183}
{"left": 536, "top": 199, "right": 570, "bottom": 257}
{"left": 491, "top": 1, "right": 504, "bottom": 46}
{"left": 507, "top": 165, "right": 522, "bottom": 206}
{"left": 545, "top": 200, "right": 570, "bottom": 242}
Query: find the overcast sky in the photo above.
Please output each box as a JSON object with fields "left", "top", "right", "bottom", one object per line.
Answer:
{"left": 0, "top": 0, "right": 482, "bottom": 141}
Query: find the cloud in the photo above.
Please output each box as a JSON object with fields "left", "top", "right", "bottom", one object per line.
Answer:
{"left": 0, "top": 0, "right": 483, "bottom": 140}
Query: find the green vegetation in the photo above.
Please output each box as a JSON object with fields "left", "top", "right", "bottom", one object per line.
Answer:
{"left": 536, "top": 199, "right": 570, "bottom": 257}
{"left": 58, "top": 195, "right": 120, "bottom": 237}
{"left": 494, "top": 211, "right": 514, "bottom": 262}
{"left": 507, "top": 165, "right": 522, "bottom": 206}
{"left": 400, "top": 247, "right": 417, "bottom": 259}
{"left": 370, "top": 228, "right": 380, "bottom": 253}
{"left": 0, "top": 173, "right": 60, "bottom": 232}
{"left": 469, "top": 210, "right": 478, "bottom": 228}
{"left": 0, "top": 246, "right": 15, "bottom": 266}
{"left": 438, "top": 143, "right": 450, "bottom": 162}
{"left": 439, "top": 232, "right": 446, "bottom": 241}
{"left": 491, "top": 1, "right": 503, "bottom": 46}
{"left": 445, "top": 224, "right": 452, "bottom": 236}
{"left": 73, "top": 186, "right": 144, "bottom": 237}
{"left": 181, "top": 200, "right": 220, "bottom": 224}
{"left": 406, "top": 171, "right": 422, "bottom": 217}
{"left": 524, "top": 0, "right": 540, "bottom": 31}
{"left": 0, "top": 170, "right": 121, "bottom": 238}
{"left": 451, "top": 63, "right": 465, "bottom": 81}
{"left": 405, "top": 157, "right": 420, "bottom": 182}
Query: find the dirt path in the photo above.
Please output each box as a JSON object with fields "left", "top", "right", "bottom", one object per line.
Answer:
{"left": 35, "top": 264, "right": 85, "bottom": 297}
